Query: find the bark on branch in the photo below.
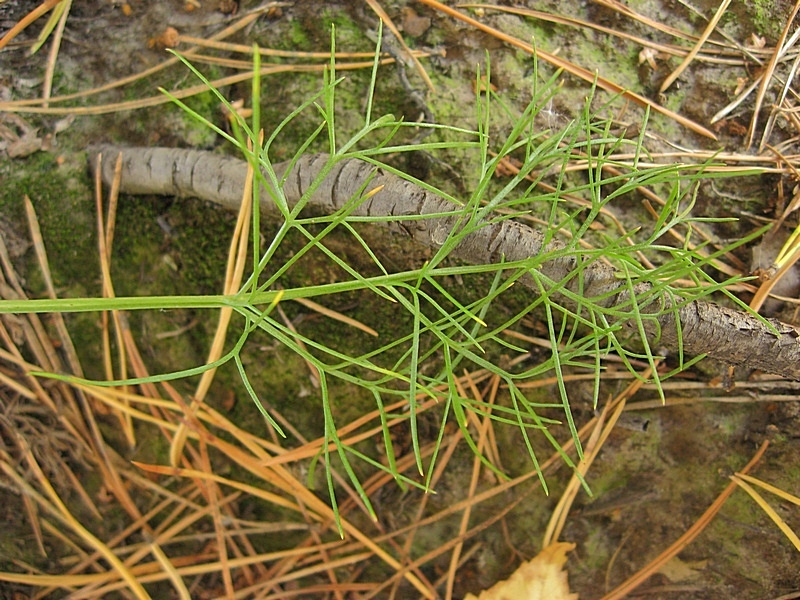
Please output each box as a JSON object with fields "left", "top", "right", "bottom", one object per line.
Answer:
{"left": 88, "top": 145, "right": 800, "bottom": 380}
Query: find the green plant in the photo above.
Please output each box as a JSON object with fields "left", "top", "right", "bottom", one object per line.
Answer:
{"left": 0, "top": 29, "right": 768, "bottom": 529}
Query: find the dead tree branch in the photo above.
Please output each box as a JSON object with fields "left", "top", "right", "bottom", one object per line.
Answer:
{"left": 88, "top": 145, "right": 800, "bottom": 380}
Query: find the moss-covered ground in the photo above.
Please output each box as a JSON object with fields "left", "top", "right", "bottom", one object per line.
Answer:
{"left": 0, "top": 0, "right": 798, "bottom": 598}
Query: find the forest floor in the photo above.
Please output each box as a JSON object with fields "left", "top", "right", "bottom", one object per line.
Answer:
{"left": 1, "top": 1, "right": 799, "bottom": 598}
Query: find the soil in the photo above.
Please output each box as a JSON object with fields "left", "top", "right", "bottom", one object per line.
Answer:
{"left": 1, "top": 1, "right": 799, "bottom": 599}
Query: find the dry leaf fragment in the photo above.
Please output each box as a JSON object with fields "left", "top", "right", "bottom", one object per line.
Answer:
{"left": 734, "top": 76, "right": 749, "bottom": 95}
{"left": 639, "top": 47, "right": 658, "bottom": 70}
{"left": 746, "top": 33, "right": 766, "bottom": 49}
{"left": 53, "top": 113, "right": 75, "bottom": 135}
{"left": 6, "top": 130, "right": 42, "bottom": 157}
{"left": 401, "top": 7, "right": 431, "bottom": 38}
{"left": 221, "top": 389, "right": 236, "bottom": 412}
{"left": 222, "top": 98, "right": 252, "bottom": 122}
{"left": 464, "top": 542, "right": 578, "bottom": 600}
{"left": 0, "top": 113, "right": 43, "bottom": 158}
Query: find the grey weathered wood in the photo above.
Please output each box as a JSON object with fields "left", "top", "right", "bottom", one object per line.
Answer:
{"left": 88, "top": 145, "right": 800, "bottom": 380}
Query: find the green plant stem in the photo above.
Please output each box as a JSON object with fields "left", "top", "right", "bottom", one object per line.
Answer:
{"left": 80, "top": 145, "right": 800, "bottom": 381}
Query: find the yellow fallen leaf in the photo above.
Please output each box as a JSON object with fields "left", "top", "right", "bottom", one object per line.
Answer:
{"left": 464, "top": 541, "right": 578, "bottom": 600}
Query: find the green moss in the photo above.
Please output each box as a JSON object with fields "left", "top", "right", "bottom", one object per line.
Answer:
{"left": 237, "top": 340, "right": 325, "bottom": 434}
{"left": 319, "top": 7, "right": 370, "bottom": 45}
{"left": 0, "top": 152, "right": 127, "bottom": 379}
{"left": 171, "top": 89, "right": 222, "bottom": 148}
{"left": 748, "top": 0, "right": 786, "bottom": 39}
{"left": 581, "top": 527, "right": 613, "bottom": 570}
{"left": 0, "top": 152, "right": 96, "bottom": 292}
{"left": 287, "top": 18, "right": 312, "bottom": 48}
{"left": 76, "top": 60, "right": 228, "bottom": 148}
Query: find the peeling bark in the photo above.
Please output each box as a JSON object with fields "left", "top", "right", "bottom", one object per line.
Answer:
{"left": 88, "top": 145, "right": 800, "bottom": 380}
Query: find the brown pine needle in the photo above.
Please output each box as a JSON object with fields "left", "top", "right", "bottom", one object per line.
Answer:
{"left": 746, "top": 0, "right": 800, "bottom": 149}
{"left": 543, "top": 366, "right": 654, "bottom": 548}
{"left": 735, "top": 472, "right": 800, "bottom": 506}
{"left": 170, "top": 140, "right": 254, "bottom": 467}
{"left": 198, "top": 440, "right": 234, "bottom": 599}
{"left": 659, "top": 0, "right": 734, "bottom": 93}
{"left": 749, "top": 222, "right": 800, "bottom": 314}
{"left": 421, "top": 0, "right": 718, "bottom": 139}
{"left": 465, "top": 4, "right": 747, "bottom": 64}
{"left": 20, "top": 492, "right": 47, "bottom": 558}
{"left": 0, "top": 54, "right": 409, "bottom": 116}
{"left": 365, "top": 0, "right": 435, "bottom": 92}
{"left": 0, "top": 273, "right": 61, "bottom": 385}
{"left": 133, "top": 458, "right": 435, "bottom": 597}
{"left": 0, "top": 6, "right": 261, "bottom": 109}
{"left": 0, "top": 0, "right": 64, "bottom": 51}
{"left": 40, "top": 0, "right": 72, "bottom": 105}
{"left": 601, "top": 440, "right": 770, "bottom": 600}
{"left": 292, "top": 296, "right": 379, "bottom": 337}
{"left": 446, "top": 373, "right": 499, "bottom": 599}
{"left": 93, "top": 150, "right": 135, "bottom": 448}
{"left": 59, "top": 458, "right": 102, "bottom": 521}
{"left": 176, "top": 34, "right": 387, "bottom": 59}
{"left": 593, "top": 0, "right": 701, "bottom": 42}
{"left": 730, "top": 475, "right": 800, "bottom": 552}
{"left": 1, "top": 456, "right": 150, "bottom": 599}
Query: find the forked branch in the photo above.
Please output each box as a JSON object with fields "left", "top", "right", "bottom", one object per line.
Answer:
{"left": 88, "top": 145, "right": 800, "bottom": 380}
